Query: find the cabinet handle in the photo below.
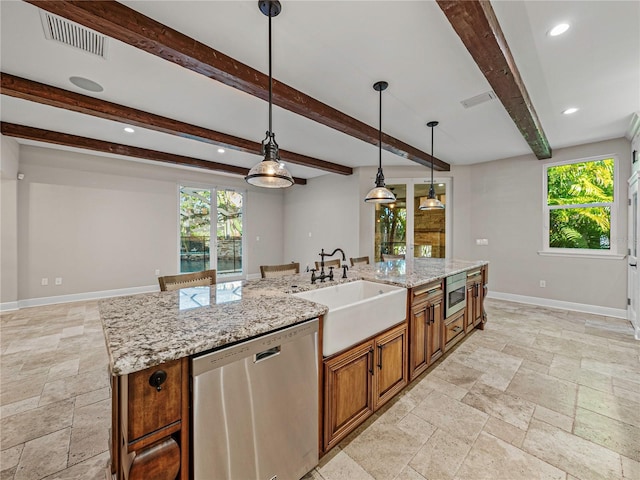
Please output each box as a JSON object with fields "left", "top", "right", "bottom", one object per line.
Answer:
{"left": 431, "top": 305, "right": 435, "bottom": 324}
{"left": 452, "top": 326, "right": 462, "bottom": 333}
{"left": 378, "top": 345, "right": 383, "bottom": 370}
{"left": 149, "top": 370, "right": 167, "bottom": 392}
{"left": 368, "top": 348, "right": 374, "bottom": 376}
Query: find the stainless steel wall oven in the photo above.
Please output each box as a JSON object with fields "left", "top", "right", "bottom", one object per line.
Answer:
{"left": 445, "top": 272, "right": 467, "bottom": 318}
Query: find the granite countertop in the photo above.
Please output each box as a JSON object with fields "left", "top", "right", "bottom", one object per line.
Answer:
{"left": 99, "top": 283, "right": 328, "bottom": 375}
{"left": 354, "top": 258, "right": 488, "bottom": 288}
{"left": 99, "top": 258, "right": 487, "bottom": 375}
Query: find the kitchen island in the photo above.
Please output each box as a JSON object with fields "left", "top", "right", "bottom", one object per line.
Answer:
{"left": 100, "top": 258, "right": 487, "bottom": 479}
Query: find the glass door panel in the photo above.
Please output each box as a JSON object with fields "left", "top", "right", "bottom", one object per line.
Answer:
{"left": 180, "top": 187, "right": 212, "bottom": 273}
{"left": 374, "top": 184, "right": 406, "bottom": 262}
{"left": 216, "top": 190, "right": 243, "bottom": 275}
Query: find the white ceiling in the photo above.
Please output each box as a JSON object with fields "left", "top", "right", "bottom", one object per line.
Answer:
{"left": 1, "top": 1, "right": 638, "bottom": 181}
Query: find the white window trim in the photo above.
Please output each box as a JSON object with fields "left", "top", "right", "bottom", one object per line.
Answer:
{"left": 539, "top": 153, "right": 622, "bottom": 259}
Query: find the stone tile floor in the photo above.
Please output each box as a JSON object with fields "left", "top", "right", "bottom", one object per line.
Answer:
{"left": 1, "top": 298, "right": 638, "bottom": 480}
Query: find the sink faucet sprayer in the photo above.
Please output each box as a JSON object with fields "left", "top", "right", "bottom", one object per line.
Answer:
{"left": 311, "top": 248, "right": 348, "bottom": 284}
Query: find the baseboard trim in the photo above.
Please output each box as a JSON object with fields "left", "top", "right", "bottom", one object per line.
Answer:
{"left": 487, "top": 291, "right": 628, "bottom": 319}
{"left": 0, "top": 301, "right": 19, "bottom": 312}
{"left": 14, "top": 285, "right": 158, "bottom": 310}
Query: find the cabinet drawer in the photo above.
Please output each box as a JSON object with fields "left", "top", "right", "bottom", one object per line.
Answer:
{"left": 123, "top": 359, "right": 182, "bottom": 443}
{"left": 444, "top": 314, "right": 464, "bottom": 345}
{"left": 412, "top": 280, "right": 443, "bottom": 306}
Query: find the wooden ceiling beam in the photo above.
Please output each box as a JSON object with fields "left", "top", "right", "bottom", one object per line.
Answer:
{"left": 0, "top": 122, "right": 307, "bottom": 185}
{"left": 1, "top": 73, "right": 349, "bottom": 176}
{"left": 437, "top": 0, "right": 552, "bottom": 160}
{"left": 25, "top": 0, "right": 450, "bottom": 171}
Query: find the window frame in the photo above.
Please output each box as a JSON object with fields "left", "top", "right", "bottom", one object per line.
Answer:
{"left": 375, "top": 177, "right": 453, "bottom": 261}
{"left": 541, "top": 153, "right": 621, "bottom": 258}
{"left": 178, "top": 184, "right": 247, "bottom": 281}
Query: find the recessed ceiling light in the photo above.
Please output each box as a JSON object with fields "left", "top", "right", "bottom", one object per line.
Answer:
{"left": 562, "top": 107, "right": 579, "bottom": 115}
{"left": 69, "top": 76, "right": 104, "bottom": 92}
{"left": 123, "top": 127, "right": 135, "bottom": 133}
{"left": 217, "top": 148, "right": 225, "bottom": 154}
{"left": 549, "top": 23, "right": 570, "bottom": 37}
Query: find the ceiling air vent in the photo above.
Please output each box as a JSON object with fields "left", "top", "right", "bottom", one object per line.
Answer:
{"left": 39, "top": 11, "right": 108, "bottom": 59}
{"left": 460, "top": 91, "right": 497, "bottom": 109}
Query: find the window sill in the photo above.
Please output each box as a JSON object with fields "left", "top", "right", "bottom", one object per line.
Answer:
{"left": 537, "top": 250, "right": 626, "bottom": 260}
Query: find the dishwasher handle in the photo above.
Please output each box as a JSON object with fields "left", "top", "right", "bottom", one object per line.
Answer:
{"left": 254, "top": 345, "right": 281, "bottom": 363}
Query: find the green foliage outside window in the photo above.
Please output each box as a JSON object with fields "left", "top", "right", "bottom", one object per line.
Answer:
{"left": 547, "top": 158, "right": 614, "bottom": 249}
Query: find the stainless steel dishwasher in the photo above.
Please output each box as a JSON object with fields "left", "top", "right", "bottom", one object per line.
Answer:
{"left": 192, "top": 319, "right": 319, "bottom": 480}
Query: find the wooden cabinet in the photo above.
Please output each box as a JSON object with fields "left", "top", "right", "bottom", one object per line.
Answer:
{"left": 323, "top": 322, "right": 407, "bottom": 451}
{"left": 465, "top": 266, "right": 487, "bottom": 332}
{"left": 465, "top": 269, "right": 483, "bottom": 332}
{"left": 409, "top": 281, "right": 444, "bottom": 381}
{"left": 323, "top": 341, "right": 374, "bottom": 452}
{"left": 373, "top": 324, "right": 409, "bottom": 409}
{"left": 111, "top": 358, "right": 189, "bottom": 480}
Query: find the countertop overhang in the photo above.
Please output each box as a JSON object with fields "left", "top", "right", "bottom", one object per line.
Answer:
{"left": 99, "top": 258, "right": 487, "bottom": 375}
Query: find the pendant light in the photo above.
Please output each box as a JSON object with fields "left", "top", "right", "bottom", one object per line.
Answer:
{"left": 419, "top": 121, "right": 444, "bottom": 210}
{"left": 364, "top": 81, "right": 396, "bottom": 203}
{"left": 245, "top": 0, "right": 294, "bottom": 188}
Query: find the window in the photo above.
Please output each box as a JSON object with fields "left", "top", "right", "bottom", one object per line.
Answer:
{"left": 180, "top": 186, "right": 244, "bottom": 277}
{"left": 543, "top": 155, "right": 616, "bottom": 254}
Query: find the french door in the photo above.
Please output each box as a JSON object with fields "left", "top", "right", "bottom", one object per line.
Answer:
{"left": 374, "top": 178, "right": 452, "bottom": 262}
{"left": 628, "top": 171, "right": 639, "bottom": 339}
{"left": 179, "top": 186, "right": 245, "bottom": 280}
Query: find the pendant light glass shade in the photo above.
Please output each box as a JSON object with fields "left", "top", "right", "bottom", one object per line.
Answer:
{"left": 245, "top": 0, "right": 294, "bottom": 189}
{"left": 246, "top": 134, "right": 293, "bottom": 188}
{"left": 364, "top": 81, "right": 396, "bottom": 204}
{"left": 419, "top": 121, "right": 444, "bottom": 210}
{"left": 419, "top": 191, "right": 444, "bottom": 210}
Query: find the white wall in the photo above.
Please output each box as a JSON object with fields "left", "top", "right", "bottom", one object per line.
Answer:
{"left": 1, "top": 136, "right": 20, "bottom": 306}
{"left": 12, "top": 145, "right": 285, "bottom": 301}
{"left": 4, "top": 136, "right": 631, "bottom": 312}
{"left": 466, "top": 137, "right": 630, "bottom": 310}
{"left": 283, "top": 172, "right": 360, "bottom": 270}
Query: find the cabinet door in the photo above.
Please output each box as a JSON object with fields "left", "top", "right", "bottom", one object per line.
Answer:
{"left": 427, "top": 299, "right": 443, "bottom": 364}
{"left": 465, "top": 283, "right": 475, "bottom": 332}
{"left": 324, "top": 341, "right": 374, "bottom": 451}
{"left": 374, "top": 323, "right": 408, "bottom": 409}
{"left": 409, "top": 301, "right": 429, "bottom": 380}
{"left": 473, "top": 282, "right": 483, "bottom": 326}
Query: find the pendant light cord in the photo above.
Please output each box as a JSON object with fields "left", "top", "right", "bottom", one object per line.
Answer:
{"left": 430, "top": 124, "right": 434, "bottom": 188}
{"left": 268, "top": 12, "right": 273, "bottom": 136}
{"left": 378, "top": 87, "right": 382, "bottom": 170}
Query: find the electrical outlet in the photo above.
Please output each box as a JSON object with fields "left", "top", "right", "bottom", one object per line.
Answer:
{"left": 481, "top": 239, "right": 489, "bottom": 245}
{"left": 41, "top": 278, "right": 48, "bottom": 286}
{"left": 476, "top": 239, "right": 482, "bottom": 245}
{"left": 256, "top": 236, "right": 260, "bottom": 241}
{"left": 308, "top": 232, "right": 312, "bottom": 238}
{"left": 155, "top": 269, "right": 160, "bottom": 276}
{"left": 539, "top": 280, "right": 546, "bottom": 288}
{"left": 55, "top": 277, "right": 63, "bottom": 285}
